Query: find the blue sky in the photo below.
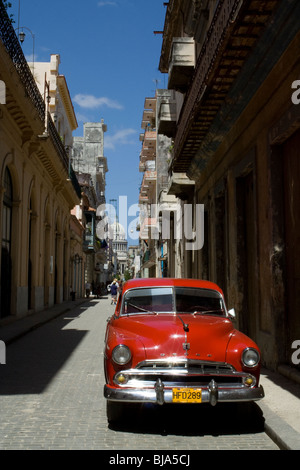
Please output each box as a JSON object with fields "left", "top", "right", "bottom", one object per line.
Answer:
{"left": 10, "top": 0, "right": 167, "bottom": 243}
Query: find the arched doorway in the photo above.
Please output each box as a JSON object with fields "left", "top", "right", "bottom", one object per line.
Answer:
{"left": 1, "top": 168, "right": 13, "bottom": 318}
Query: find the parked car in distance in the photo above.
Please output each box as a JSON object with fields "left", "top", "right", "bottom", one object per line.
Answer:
{"left": 103, "top": 278, "right": 264, "bottom": 423}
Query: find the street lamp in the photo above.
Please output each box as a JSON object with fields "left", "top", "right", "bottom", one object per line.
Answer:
{"left": 15, "top": 26, "right": 35, "bottom": 76}
{"left": 18, "top": 30, "right": 25, "bottom": 43}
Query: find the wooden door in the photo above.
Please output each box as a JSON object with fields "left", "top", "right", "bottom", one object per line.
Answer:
{"left": 283, "top": 129, "right": 300, "bottom": 361}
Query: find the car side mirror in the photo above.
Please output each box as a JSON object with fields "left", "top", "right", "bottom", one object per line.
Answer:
{"left": 228, "top": 308, "right": 236, "bottom": 319}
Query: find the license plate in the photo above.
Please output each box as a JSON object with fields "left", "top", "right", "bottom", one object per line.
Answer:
{"left": 172, "top": 388, "right": 202, "bottom": 403}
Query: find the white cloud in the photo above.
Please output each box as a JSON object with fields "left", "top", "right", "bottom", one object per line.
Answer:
{"left": 105, "top": 128, "right": 137, "bottom": 150}
{"left": 73, "top": 93, "right": 123, "bottom": 110}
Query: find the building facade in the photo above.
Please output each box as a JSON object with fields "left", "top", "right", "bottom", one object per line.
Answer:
{"left": 138, "top": 96, "right": 157, "bottom": 278}
{"left": 73, "top": 121, "right": 108, "bottom": 203}
{"left": 110, "top": 221, "right": 128, "bottom": 279}
{"left": 0, "top": 5, "right": 81, "bottom": 319}
{"left": 31, "top": 53, "right": 86, "bottom": 301}
{"left": 127, "top": 245, "right": 140, "bottom": 278}
{"left": 73, "top": 121, "right": 109, "bottom": 287}
{"left": 151, "top": 0, "right": 300, "bottom": 371}
{"left": 138, "top": 90, "right": 191, "bottom": 279}
{"left": 30, "top": 53, "right": 78, "bottom": 152}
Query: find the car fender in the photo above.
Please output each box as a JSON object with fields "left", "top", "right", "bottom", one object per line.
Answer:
{"left": 225, "top": 330, "right": 261, "bottom": 381}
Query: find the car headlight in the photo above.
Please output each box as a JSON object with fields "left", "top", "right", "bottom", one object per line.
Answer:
{"left": 112, "top": 345, "right": 132, "bottom": 365}
{"left": 241, "top": 348, "right": 260, "bottom": 367}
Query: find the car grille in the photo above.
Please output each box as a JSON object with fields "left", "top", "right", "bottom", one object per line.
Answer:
{"left": 114, "top": 358, "right": 248, "bottom": 388}
{"left": 137, "top": 359, "right": 235, "bottom": 374}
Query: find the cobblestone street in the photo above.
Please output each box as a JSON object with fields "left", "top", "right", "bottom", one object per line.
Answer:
{"left": 0, "top": 297, "right": 278, "bottom": 450}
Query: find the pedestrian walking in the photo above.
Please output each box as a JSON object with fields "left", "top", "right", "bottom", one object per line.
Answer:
{"left": 85, "top": 281, "right": 91, "bottom": 298}
{"left": 110, "top": 279, "right": 118, "bottom": 305}
{"left": 70, "top": 286, "right": 75, "bottom": 301}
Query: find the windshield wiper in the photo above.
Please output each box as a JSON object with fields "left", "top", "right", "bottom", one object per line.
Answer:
{"left": 192, "top": 309, "right": 224, "bottom": 315}
{"left": 126, "top": 302, "right": 157, "bottom": 314}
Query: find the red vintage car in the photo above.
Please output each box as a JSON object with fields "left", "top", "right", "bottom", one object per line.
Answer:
{"left": 103, "top": 278, "right": 264, "bottom": 423}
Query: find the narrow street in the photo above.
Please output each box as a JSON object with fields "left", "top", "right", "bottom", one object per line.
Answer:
{"left": 0, "top": 297, "right": 278, "bottom": 451}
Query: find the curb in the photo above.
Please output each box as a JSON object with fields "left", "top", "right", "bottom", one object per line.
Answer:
{"left": 260, "top": 402, "right": 300, "bottom": 450}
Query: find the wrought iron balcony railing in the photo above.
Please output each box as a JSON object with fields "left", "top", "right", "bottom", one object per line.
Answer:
{"left": 0, "top": 1, "right": 81, "bottom": 200}
{"left": 173, "top": 0, "right": 244, "bottom": 166}
{"left": 0, "top": 1, "right": 45, "bottom": 121}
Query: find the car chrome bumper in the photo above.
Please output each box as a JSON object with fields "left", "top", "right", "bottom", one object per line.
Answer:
{"left": 104, "top": 379, "right": 264, "bottom": 406}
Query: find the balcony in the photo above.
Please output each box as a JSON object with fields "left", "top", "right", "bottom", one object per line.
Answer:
{"left": 141, "top": 109, "right": 155, "bottom": 130}
{"left": 140, "top": 158, "right": 155, "bottom": 173}
{"left": 145, "top": 160, "right": 155, "bottom": 171}
{"left": 144, "top": 130, "right": 156, "bottom": 146}
{"left": 140, "top": 130, "right": 156, "bottom": 161}
{"left": 0, "top": 5, "right": 81, "bottom": 201}
{"left": 141, "top": 97, "right": 156, "bottom": 129}
{"left": 144, "top": 170, "right": 157, "bottom": 183}
{"left": 140, "top": 217, "right": 158, "bottom": 240}
{"left": 140, "top": 173, "right": 149, "bottom": 196}
{"left": 139, "top": 160, "right": 146, "bottom": 172}
{"left": 167, "top": 173, "right": 195, "bottom": 200}
{"left": 139, "top": 194, "right": 149, "bottom": 203}
{"left": 142, "top": 248, "right": 156, "bottom": 268}
{"left": 140, "top": 145, "right": 156, "bottom": 161}
{"left": 144, "top": 97, "right": 156, "bottom": 111}
{"left": 83, "top": 211, "right": 97, "bottom": 252}
{"left": 0, "top": 5, "right": 45, "bottom": 121}
{"left": 170, "top": 0, "right": 281, "bottom": 174}
{"left": 168, "top": 38, "right": 195, "bottom": 93}
{"left": 68, "top": 166, "right": 82, "bottom": 199}
{"left": 140, "top": 185, "right": 149, "bottom": 198}
{"left": 96, "top": 156, "right": 108, "bottom": 176}
{"left": 157, "top": 95, "right": 177, "bottom": 137}
{"left": 83, "top": 232, "right": 95, "bottom": 252}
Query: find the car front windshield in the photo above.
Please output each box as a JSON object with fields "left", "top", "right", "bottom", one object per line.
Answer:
{"left": 121, "top": 287, "right": 225, "bottom": 316}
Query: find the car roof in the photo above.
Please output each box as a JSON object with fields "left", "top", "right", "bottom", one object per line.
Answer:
{"left": 122, "top": 278, "right": 224, "bottom": 296}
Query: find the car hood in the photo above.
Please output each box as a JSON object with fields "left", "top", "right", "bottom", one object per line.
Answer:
{"left": 114, "top": 314, "right": 234, "bottom": 363}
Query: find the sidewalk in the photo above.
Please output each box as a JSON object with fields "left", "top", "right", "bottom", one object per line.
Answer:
{"left": 1, "top": 299, "right": 300, "bottom": 450}
{"left": 259, "top": 366, "right": 300, "bottom": 450}
{"left": 0, "top": 297, "right": 89, "bottom": 345}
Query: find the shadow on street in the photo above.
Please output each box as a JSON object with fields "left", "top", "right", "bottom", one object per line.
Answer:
{"left": 0, "top": 304, "right": 95, "bottom": 395}
{"left": 108, "top": 401, "right": 265, "bottom": 437}
{"left": 261, "top": 367, "right": 300, "bottom": 400}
